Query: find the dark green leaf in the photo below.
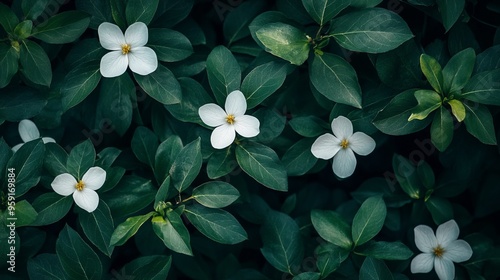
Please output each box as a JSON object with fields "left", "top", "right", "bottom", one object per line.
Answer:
{"left": 31, "top": 11, "right": 90, "bottom": 44}
{"left": 223, "top": 0, "right": 266, "bottom": 45}
{"left": 154, "top": 0, "right": 194, "bottom": 28}
{"left": 44, "top": 143, "right": 68, "bottom": 177}
{"left": 0, "top": 3, "right": 19, "bottom": 33}
{"left": 436, "top": 0, "right": 465, "bottom": 32}
{"left": 152, "top": 210, "right": 193, "bottom": 256}
{"left": 206, "top": 147, "right": 237, "bottom": 179}
{"left": 185, "top": 203, "right": 247, "bottom": 244}
{"left": 165, "top": 77, "right": 212, "bottom": 124}
{"left": 21, "top": 0, "right": 50, "bottom": 20}
{"left": 315, "top": 244, "right": 350, "bottom": 277}
{"left": 359, "top": 257, "right": 393, "bottom": 280}
{"left": 463, "top": 103, "right": 497, "bottom": 145}
{"left": 154, "top": 135, "right": 182, "bottom": 184}
{"left": 311, "top": 210, "right": 352, "bottom": 249}
{"left": 131, "top": 126, "right": 159, "bottom": 168}
{"left": 331, "top": 8, "right": 413, "bottom": 53}
{"left": 66, "top": 139, "right": 96, "bottom": 179}
{"left": 302, "top": 0, "right": 349, "bottom": 25}
{"left": 206, "top": 45, "right": 241, "bottom": 105}
{"left": 122, "top": 255, "right": 172, "bottom": 280}
{"left": 75, "top": 0, "right": 112, "bottom": 29}
{"left": 20, "top": 40, "right": 52, "bottom": 87}
{"left": 27, "top": 254, "right": 66, "bottom": 280}
{"left": 431, "top": 106, "right": 454, "bottom": 152}
{"left": 416, "top": 161, "right": 435, "bottom": 189}
{"left": 442, "top": 48, "right": 475, "bottom": 93}
{"left": 392, "top": 154, "right": 421, "bottom": 199}
{"left": 460, "top": 69, "right": 500, "bottom": 106}
{"left": 282, "top": 138, "right": 318, "bottom": 176}
{"left": 61, "top": 60, "right": 101, "bottom": 111}
{"left": 79, "top": 200, "right": 115, "bottom": 256}
{"left": 352, "top": 196, "right": 387, "bottom": 247}
{"left": 169, "top": 137, "right": 202, "bottom": 193}
{"left": 7, "top": 139, "right": 45, "bottom": 197}
{"left": 0, "top": 86, "right": 47, "bottom": 121}
{"left": 31, "top": 193, "right": 73, "bottom": 226}
{"left": 289, "top": 115, "right": 328, "bottom": 137}
{"left": 126, "top": 0, "right": 159, "bottom": 25}
{"left": 110, "top": 212, "right": 154, "bottom": 246}
{"left": 15, "top": 200, "right": 38, "bottom": 227}
{"left": 408, "top": 90, "right": 442, "bottom": 121}
{"left": 293, "top": 272, "right": 321, "bottom": 280}
{"left": 356, "top": 241, "right": 413, "bottom": 260}
{"left": 192, "top": 181, "right": 240, "bottom": 208}
{"left": 148, "top": 28, "right": 193, "bottom": 62}
{"left": 0, "top": 44, "right": 18, "bottom": 88}
{"left": 134, "top": 64, "right": 182, "bottom": 105}
{"left": 241, "top": 62, "right": 288, "bottom": 109}
{"left": 425, "top": 196, "right": 453, "bottom": 225}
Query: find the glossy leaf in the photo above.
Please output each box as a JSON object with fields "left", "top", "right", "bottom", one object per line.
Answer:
{"left": 61, "top": 60, "right": 101, "bottom": 111}
{"left": 66, "top": 140, "right": 95, "bottom": 179}
{"left": 436, "top": 0, "right": 465, "bottom": 32}
{"left": 121, "top": 255, "right": 172, "bottom": 280}
{"left": 7, "top": 139, "right": 45, "bottom": 197}
{"left": 192, "top": 181, "right": 240, "bottom": 208}
{"left": 152, "top": 210, "right": 193, "bottom": 256}
{"left": 463, "top": 103, "right": 497, "bottom": 145}
{"left": 359, "top": 257, "right": 393, "bottom": 280}
{"left": 442, "top": 48, "right": 475, "bottom": 94}
{"left": 302, "top": 0, "right": 349, "bottom": 26}
{"left": 408, "top": 90, "right": 442, "bottom": 121}
{"left": 131, "top": 126, "right": 159, "bottom": 169}
{"left": 110, "top": 212, "right": 154, "bottom": 246}
{"left": 79, "top": 200, "right": 115, "bottom": 256}
{"left": 126, "top": 0, "right": 159, "bottom": 25}
{"left": 27, "top": 254, "right": 66, "bottom": 280}
{"left": 392, "top": 154, "right": 421, "bottom": 199}
{"left": 241, "top": 61, "right": 288, "bottom": 109}
{"left": 352, "top": 196, "right": 387, "bottom": 247}
{"left": 281, "top": 138, "right": 318, "bottom": 176}
{"left": 356, "top": 241, "right": 413, "bottom": 260}
{"left": 420, "top": 54, "right": 444, "bottom": 94}
{"left": 31, "top": 11, "right": 90, "bottom": 44}
{"left": 0, "top": 44, "right": 18, "bottom": 88}
{"left": 169, "top": 138, "right": 202, "bottom": 193}
{"left": 31, "top": 193, "right": 73, "bottom": 226}
{"left": 148, "top": 28, "right": 193, "bottom": 62}
{"left": 460, "top": 69, "right": 500, "bottom": 105}
{"left": 311, "top": 210, "right": 352, "bottom": 249}
{"left": 206, "top": 45, "right": 241, "bottom": 105}
{"left": 20, "top": 40, "right": 52, "bottom": 87}
{"left": 134, "top": 64, "right": 182, "bottom": 105}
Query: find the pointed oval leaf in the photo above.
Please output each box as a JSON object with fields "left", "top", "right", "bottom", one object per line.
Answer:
{"left": 447, "top": 99, "right": 466, "bottom": 122}
{"left": 241, "top": 61, "right": 288, "bottom": 109}
{"left": 79, "top": 200, "right": 115, "bottom": 256}
{"left": 61, "top": 60, "right": 101, "bottom": 111}
{"left": 463, "top": 103, "right": 497, "bottom": 145}
{"left": 31, "top": 11, "right": 90, "bottom": 44}
{"left": 301, "top": 0, "right": 349, "bottom": 26}
{"left": 7, "top": 139, "right": 45, "bottom": 197}
{"left": 420, "top": 54, "right": 444, "bottom": 94}
{"left": 110, "top": 212, "right": 154, "bottom": 246}
{"left": 408, "top": 90, "right": 442, "bottom": 121}
{"left": 192, "top": 181, "right": 240, "bottom": 208}
{"left": 152, "top": 211, "right": 193, "bottom": 256}
{"left": 436, "top": 0, "right": 465, "bottom": 32}
{"left": 352, "top": 196, "right": 387, "bottom": 247}
{"left": 206, "top": 45, "right": 241, "bottom": 105}
{"left": 20, "top": 40, "right": 52, "bottom": 87}
{"left": 311, "top": 210, "right": 352, "bottom": 249}
{"left": 122, "top": 255, "right": 172, "bottom": 280}
{"left": 442, "top": 48, "right": 475, "bottom": 93}
{"left": 134, "top": 64, "right": 182, "bottom": 105}
{"left": 460, "top": 69, "right": 500, "bottom": 105}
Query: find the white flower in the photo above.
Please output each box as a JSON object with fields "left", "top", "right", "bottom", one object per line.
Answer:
{"left": 411, "top": 219, "right": 473, "bottom": 280}
{"left": 51, "top": 167, "right": 106, "bottom": 213}
{"left": 12, "top": 119, "right": 55, "bottom": 152}
{"left": 198, "top": 90, "right": 260, "bottom": 149}
{"left": 310, "top": 116, "right": 375, "bottom": 178}
{"left": 98, "top": 22, "right": 158, "bottom": 78}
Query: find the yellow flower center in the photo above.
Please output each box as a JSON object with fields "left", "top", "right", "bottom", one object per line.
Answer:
{"left": 75, "top": 180, "right": 85, "bottom": 191}
{"left": 121, "top": 44, "right": 131, "bottom": 54}
{"left": 433, "top": 245, "right": 446, "bottom": 258}
{"left": 340, "top": 139, "right": 349, "bottom": 149}
{"left": 226, "top": 114, "right": 235, "bottom": 124}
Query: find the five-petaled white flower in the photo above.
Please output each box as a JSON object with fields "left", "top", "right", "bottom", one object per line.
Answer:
{"left": 310, "top": 116, "right": 375, "bottom": 178}
{"left": 198, "top": 90, "right": 260, "bottom": 149}
{"left": 411, "top": 219, "right": 473, "bottom": 280}
{"left": 51, "top": 167, "right": 106, "bottom": 213}
{"left": 12, "top": 119, "right": 55, "bottom": 152}
{"left": 98, "top": 22, "right": 158, "bottom": 78}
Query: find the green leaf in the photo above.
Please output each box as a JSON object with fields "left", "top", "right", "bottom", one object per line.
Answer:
{"left": 148, "top": 28, "right": 193, "bottom": 62}
{"left": 152, "top": 210, "right": 193, "bottom": 256}
{"left": 21, "top": 0, "right": 50, "bottom": 20}
{"left": 7, "top": 139, "right": 45, "bottom": 197}
{"left": 425, "top": 196, "right": 453, "bottom": 225}
{"left": 134, "top": 64, "right": 181, "bottom": 105}
{"left": 373, "top": 89, "right": 432, "bottom": 135}
{"left": 61, "top": 60, "right": 101, "bottom": 111}
{"left": 44, "top": 143, "right": 68, "bottom": 177}
{"left": 79, "top": 200, "right": 115, "bottom": 257}
{"left": 20, "top": 40, "right": 52, "bottom": 87}
{"left": 253, "top": 108, "right": 287, "bottom": 144}
{"left": 65, "top": 38, "right": 107, "bottom": 69}
{"left": 256, "top": 22, "right": 310, "bottom": 65}
{"left": 241, "top": 62, "right": 288, "bottom": 109}
{"left": 206, "top": 147, "right": 237, "bottom": 179}
{"left": 311, "top": 210, "right": 352, "bottom": 249}
{"left": 192, "top": 181, "right": 240, "bottom": 208}
{"left": 447, "top": 99, "right": 466, "bottom": 122}
{"left": 315, "top": 243, "right": 350, "bottom": 278}
{"left": 0, "top": 86, "right": 47, "bottom": 121}
{"left": 206, "top": 45, "right": 241, "bottom": 105}
{"left": 121, "top": 255, "right": 172, "bottom": 280}
{"left": 463, "top": 103, "right": 497, "bottom": 145}
{"left": 431, "top": 107, "right": 454, "bottom": 151}
{"left": 0, "top": 44, "right": 18, "bottom": 88}
{"left": 96, "top": 74, "right": 134, "bottom": 136}
{"left": 154, "top": 135, "right": 182, "bottom": 184}
{"left": 436, "top": 0, "right": 465, "bottom": 32}
{"left": 282, "top": 138, "right": 318, "bottom": 176}
{"left": 184, "top": 203, "right": 247, "bottom": 244}
{"left": 249, "top": 11, "right": 297, "bottom": 49}
{"left": 310, "top": 52, "right": 362, "bottom": 108}
{"left": 350, "top": 0, "right": 383, "bottom": 8}
{"left": 15, "top": 200, "right": 38, "bottom": 227}
{"left": 288, "top": 115, "right": 329, "bottom": 137}
{"left": 442, "top": 48, "right": 475, "bottom": 94}
{"left": 293, "top": 272, "right": 321, "bottom": 280}
{"left": 352, "top": 196, "right": 387, "bottom": 247}
{"left": 223, "top": 0, "right": 266, "bottom": 46}
{"left": 420, "top": 54, "right": 445, "bottom": 94}
{"left": 260, "top": 211, "right": 304, "bottom": 274}
{"left": 359, "top": 257, "right": 393, "bottom": 280}
{"left": 56, "top": 225, "right": 102, "bottom": 280}
{"left": 31, "top": 193, "right": 73, "bottom": 226}
{"left": 460, "top": 69, "right": 500, "bottom": 105}
{"left": 169, "top": 138, "right": 202, "bottom": 193}
{"left": 165, "top": 77, "right": 212, "bottom": 124}
{"left": 356, "top": 241, "right": 413, "bottom": 260}
{"left": 66, "top": 140, "right": 96, "bottom": 179}
{"left": 330, "top": 8, "right": 413, "bottom": 53}
{"left": 154, "top": 0, "right": 194, "bottom": 28}
{"left": 31, "top": 11, "right": 90, "bottom": 44}
{"left": 408, "top": 90, "right": 442, "bottom": 121}
{"left": 0, "top": 3, "right": 19, "bottom": 33}
{"left": 126, "top": 0, "right": 159, "bottom": 25}
{"left": 416, "top": 161, "right": 435, "bottom": 189}
{"left": 154, "top": 176, "right": 171, "bottom": 209}
{"left": 392, "top": 154, "right": 421, "bottom": 199}
{"left": 131, "top": 126, "right": 159, "bottom": 168}
{"left": 110, "top": 212, "right": 154, "bottom": 246}
{"left": 96, "top": 147, "right": 122, "bottom": 169}
{"left": 14, "top": 20, "right": 33, "bottom": 40}
{"left": 27, "top": 254, "right": 66, "bottom": 280}
{"left": 301, "top": 0, "right": 349, "bottom": 26}
{"left": 75, "top": 0, "right": 112, "bottom": 29}
{"left": 236, "top": 142, "right": 288, "bottom": 192}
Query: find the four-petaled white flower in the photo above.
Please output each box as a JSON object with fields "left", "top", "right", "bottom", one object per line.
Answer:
{"left": 198, "top": 90, "right": 260, "bottom": 149}
{"left": 98, "top": 22, "right": 158, "bottom": 78}
{"left": 411, "top": 219, "right": 473, "bottom": 280}
{"left": 51, "top": 167, "right": 107, "bottom": 213}
{"left": 12, "top": 119, "right": 55, "bottom": 152}
{"left": 310, "top": 116, "right": 375, "bottom": 178}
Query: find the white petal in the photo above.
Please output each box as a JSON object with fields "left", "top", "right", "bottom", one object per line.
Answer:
{"left": 98, "top": 22, "right": 125, "bottom": 50}
{"left": 311, "top": 133, "right": 341, "bottom": 160}
{"left": 100, "top": 51, "right": 128, "bottom": 78}
{"left": 19, "top": 119, "right": 40, "bottom": 142}
{"left": 225, "top": 90, "right": 246, "bottom": 117}
{"left": 332, "top": 148, "right": 356, "bottom": 178}
{"left": 349, "top": 132, "right": 375, "bottom": 156}
{"left": 51, "top": 173, "right": 77, "bottom": 196}
{"left": 331, "top": 116, "right": 353, "bottom": 139}
{"left": 414, "top": 225, "right": 438, "bottom": 253}
{"left": 12, "top": 143, "right": 23, "bottom": 152}
{"left": 198, "top": 103, "right": 227, "bottom": 127}
{"left": 42, "top": 137, "right": 55, "bottom": 144}
{"left": 211, "top": 124, "right": 236, "bottom": 149}
{"left": 124, "top": 22, "right": 148, "bottom": 47}
{"left": 445, "top": 240, "right": 473, "bottom": 263}
{"left": 234, "top": 115, "right": 260, "bottom": 138}
{"left": 434, "top": 257, "right": 455, "bottom": 280}
{"left": 128, "top": 47, "right": 158, "bottom": 75}
{"left": 410, "top": 253, "right": 435, "bottom": 274}
{"left": 73, "top": 188, "right": 99, "bottom": 213}
{"left": 82, "top": 167, "right": 106, "bottom": 191}
{"left": 436, "top": 219, "right": 459, "bottom": 247}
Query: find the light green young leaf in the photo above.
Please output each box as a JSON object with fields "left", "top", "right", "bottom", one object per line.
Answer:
{"left": 110, "top": 212, "right": 154, "bottom": 246}
{"left": 408, "top": 90, "right": 442, "bottom": 121}
{"left": 447, "top": 99, "right": 466, "bottom": 122}
{"left": 420, "top": 54, "right": 444, "bottom": 94}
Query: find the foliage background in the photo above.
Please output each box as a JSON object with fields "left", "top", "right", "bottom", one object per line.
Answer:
{"left": 1, "top": 0, "right": 500, "bottom": 279}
